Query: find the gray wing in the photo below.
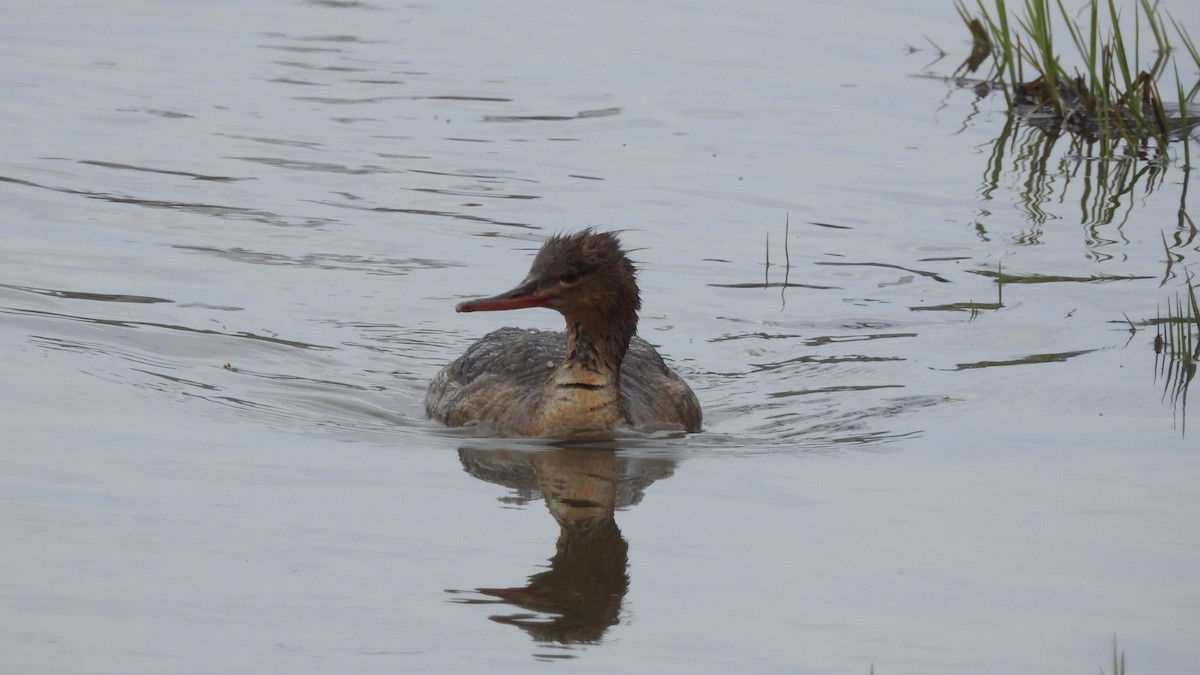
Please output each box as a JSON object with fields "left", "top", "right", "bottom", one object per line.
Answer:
{"left": 619, "top": 336, "right": 702, "bottom": 432}
{"left": 425, "top": 327, "right": 564, "bottom": 428}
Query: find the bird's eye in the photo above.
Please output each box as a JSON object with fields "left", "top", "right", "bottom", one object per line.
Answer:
{"left": 559, "top": 269, "right": 580, "bottom": 286}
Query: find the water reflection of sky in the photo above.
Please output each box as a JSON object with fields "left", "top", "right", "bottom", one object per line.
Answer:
{"left": 2, "top": 0, "right": 1198, "bottom": 672}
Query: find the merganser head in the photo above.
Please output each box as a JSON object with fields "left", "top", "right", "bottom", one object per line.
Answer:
{"left": 456, "top": 229, "right": 640, "bottom": 321}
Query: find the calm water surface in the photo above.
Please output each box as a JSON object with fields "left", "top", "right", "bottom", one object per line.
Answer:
{"left": 2, "top": 0, "right": 1198, "bottom": 673}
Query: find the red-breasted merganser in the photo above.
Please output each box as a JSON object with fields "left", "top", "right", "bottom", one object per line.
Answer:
{"left": 426, "top": 229, "right": 702, "bottom": 436}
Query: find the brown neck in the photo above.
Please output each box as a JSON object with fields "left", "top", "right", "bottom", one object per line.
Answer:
{"left": 562, "top": 308, "right": 637, "bottom": 383}
{"left": 531, "top": 304, "right": 637, "bottom": 434}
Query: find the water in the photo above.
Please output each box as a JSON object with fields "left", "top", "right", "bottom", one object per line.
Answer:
{"left": 2, "top": 0, "right": 1198, "bottom": 672}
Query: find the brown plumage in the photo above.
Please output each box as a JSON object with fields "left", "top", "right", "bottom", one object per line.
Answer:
{"left": 426, "top": 229, "right": 702, "bottom": 436}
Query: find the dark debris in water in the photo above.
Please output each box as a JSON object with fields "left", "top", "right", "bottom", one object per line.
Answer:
{"left": 77, "top": 159, "right": 249, "bottom": 183}
{"left": 173, "top": 245, "right": 460, "bottom": 275}
{"left": 0, "top": 282, "right": 173, "bottom": 305}
{"left": 969, "top": 270, "right": 1155, "bottom": 284}
{"left": 768, "top": 384, "right": 906, "bottom": 399}
{"left": 708, "top": 282, "right": 838, "bottom": 290}
{"left": 816, "top": 261, "right": 951, "bottom": 283}
{"left": 911, "top": 301, "right": 1003, "bottom": 313}
{"left": 951, "top": 349, "right": 1097, "bottom": 370}
{"left": 483, "top": 107, "right": 622, "bottom": 123}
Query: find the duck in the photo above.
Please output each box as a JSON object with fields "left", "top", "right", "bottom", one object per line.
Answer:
{"left": 425, "top": 229, "right": 702, "bottom": 436}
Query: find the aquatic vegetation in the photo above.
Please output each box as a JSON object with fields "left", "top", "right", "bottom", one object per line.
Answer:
{"left": 954, "top": 0, "right": 1199, "bottom": 161}
{"left": 938, "top": 0, "right": 1198, "bottom": 274}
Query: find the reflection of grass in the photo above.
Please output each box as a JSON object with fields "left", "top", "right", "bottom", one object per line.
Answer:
{"left": 955, "top": 0, "right": 1199, "bottom": 160}
{"left": 1153, "top": 273, "right": 1199, "bottom": 432}
{"left": 977, "top": 109, "right": 1180, "bottom": 231}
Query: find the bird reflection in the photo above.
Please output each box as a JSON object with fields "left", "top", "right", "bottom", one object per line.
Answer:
{"left": 453, "top": 446, "right": 675, "bottom": 646}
